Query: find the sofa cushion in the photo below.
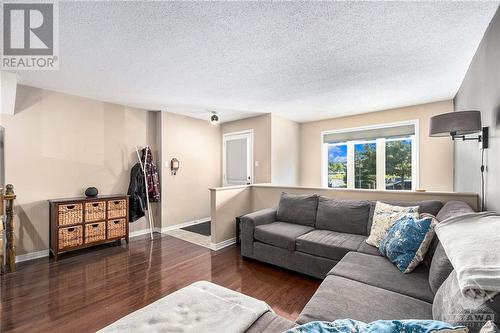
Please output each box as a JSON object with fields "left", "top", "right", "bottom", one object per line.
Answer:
{"left": 254, "top": 222, "right": 314, "bottom": 251}
{"left": 277, "top": 193, "right": 319, "bottom": 227}
{"left": 315, "top": 197, "right": 371, "bottom": 235}
{"left": 328, "top": 252, "right": 434, "bottom": 303}
{"left": 297, "top": 275, "right": 433, "bottom": 324}
{"left": 253, "top": 242, "right": 337, "bottom": 279}
{"left": 429, "top": 242, "right": 454, "bottom": 294}
{"left": 357, "top": 242, "right": 382, "bottom": 256}
{"left": 295, "top": 230, "right": 366, "bottom": 261}
{"left": 367, "top": 200, "right": 443, "bottom": 235}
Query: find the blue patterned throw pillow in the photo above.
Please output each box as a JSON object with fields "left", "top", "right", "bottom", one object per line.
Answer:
{"left": 378, "top": 213, "right": 436, "bottom": 273}
{"left": 285, "top": 319, "right": 468, "bottom": 333}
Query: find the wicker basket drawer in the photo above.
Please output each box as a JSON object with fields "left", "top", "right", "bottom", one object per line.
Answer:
{"left": 107, "top": 218, "right": 126, "bottom": 239}
{"left": 58, "top": 225, "right": 83, "bottom": 250}
{"left": 107, "top": 199, "right": 127, "bottom": 219}
{"left": 85, "top": 201, "right": 106, "bottom": 222}
{"left": 84, "top": 222, "right": 106, "bottom": 244}
{"left": 58, "top": 204, "right": 83, "bottom": 226}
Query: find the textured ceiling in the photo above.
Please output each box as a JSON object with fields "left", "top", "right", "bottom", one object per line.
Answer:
{"left": 16, "top": 1, "right": 499, "bottom": 123}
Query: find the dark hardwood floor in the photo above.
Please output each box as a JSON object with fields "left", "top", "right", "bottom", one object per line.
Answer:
{"left": 1, "top": 234, "right": 321, "bottom": 333}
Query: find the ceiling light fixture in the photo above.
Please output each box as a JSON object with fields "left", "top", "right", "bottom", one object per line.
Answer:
{"left": 210, "top": 111, "right": 219, "bottom": 125}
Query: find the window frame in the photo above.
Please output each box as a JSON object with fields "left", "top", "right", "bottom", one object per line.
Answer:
{"left": 321, "top": 120, "right": 419, "bottom": 191}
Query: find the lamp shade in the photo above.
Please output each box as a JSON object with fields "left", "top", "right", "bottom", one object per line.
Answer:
{"left": 429, "top": 111, "right": 482, "bottom": 137}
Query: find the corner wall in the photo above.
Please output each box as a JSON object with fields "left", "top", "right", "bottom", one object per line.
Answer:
{"left": 299, "top": 101, "right": 455, "bottom": 191}
{"left": 160, "top": 111, "right": 221, "bottom": 228}
{"left": 454, "top": 7, "right": 500, "bottom": 212}
{"left": 271, "top": 114, "right": 300, "bottom": 186}
{"left": 1, "top": 85, "right": 159, "bottom": 255}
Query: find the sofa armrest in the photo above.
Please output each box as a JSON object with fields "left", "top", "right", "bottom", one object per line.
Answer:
{"left": 240, "top": 208, "right": 277, "bottom": 257}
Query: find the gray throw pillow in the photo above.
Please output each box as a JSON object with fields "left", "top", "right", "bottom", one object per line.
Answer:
{"left": 433, "top": 271, "right": 498, "bottom": 333}
{"left": 429, "top": 242, "right": 454, "bottom": 294}
{"left": 276, "top": 193, "right": 318, "bottom": 227}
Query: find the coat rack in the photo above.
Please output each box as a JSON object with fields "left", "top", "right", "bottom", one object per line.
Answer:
{"left": 135, "top": 146, "right": 154, "bottom": 240}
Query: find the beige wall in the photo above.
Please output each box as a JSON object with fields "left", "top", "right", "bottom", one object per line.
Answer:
{"left": 271, "top": 114, "right": 300, "bottom": 186}
{"left": 160, "top": 111, "right": 221, "bottom": 227}
{"left": 252, "top": 185, "right": 479, "bottom": 212}
{"left": 1, "top": 85, "right": 159, "bottom": 255}
{"left": 221, "top": 114, "right": 272, "bottom": 183}
{"left": 210, "top": 185, "right": 252, "bottom": 243}
{"left": 299, "top": 101, "right": 455, "bottom": 191}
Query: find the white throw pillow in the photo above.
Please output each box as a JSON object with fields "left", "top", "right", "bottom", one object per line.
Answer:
{"left": 366, "top": 201, "right": 419, "bottom": 248}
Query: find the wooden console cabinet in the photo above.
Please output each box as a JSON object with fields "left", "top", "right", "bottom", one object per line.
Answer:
{"left": 49, "top": 195, "right": 129, "bottom": 260}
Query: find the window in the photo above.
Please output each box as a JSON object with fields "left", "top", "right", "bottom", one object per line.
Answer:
{"left": 328, "top": 144, "right": 347, "bottom": 188}
{"left": 385, "top": 137, "right": 413, "bottom": 190}
{"left": 354, "top": 142, "right": 376, "bottom": 189}
{"left": 322, "top": 121, "right": 418, "bottom": 191}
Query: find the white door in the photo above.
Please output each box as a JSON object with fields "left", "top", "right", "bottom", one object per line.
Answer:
{"left": 223, "top": 130, "right": 253, "bottom": 186}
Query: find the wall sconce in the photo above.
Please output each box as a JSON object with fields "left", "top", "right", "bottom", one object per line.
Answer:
{"left": 429, "top": 111, "right": 488, "bottom": 149}
{"left": 170, "top": 158, "right": 179, "bottom": 175}
{"left": 429, "top": 110, "right": 489, "bottom": 211}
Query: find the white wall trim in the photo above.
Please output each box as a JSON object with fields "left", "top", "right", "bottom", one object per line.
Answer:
{"left": 209, "top": 237, "right": 236, "bottom": 251}
{"left": 129, "top": 228, "right": 161, "bottom": 238}
{"left": 13, "top": 218, "right": 212, "bottom": 263}
{"left": 159, "top": 217, "right": 211, "bottom": 233}
{"left": 16, "top": 249, "right": 49, "bottom": 263}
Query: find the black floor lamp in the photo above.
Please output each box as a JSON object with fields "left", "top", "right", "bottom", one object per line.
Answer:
{"left": 429, "top": 111, "right": 489, "bottom": 211}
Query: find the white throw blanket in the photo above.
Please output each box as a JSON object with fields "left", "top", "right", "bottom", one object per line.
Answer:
{"left": 98, "top": 281, "right": 271, "bottom": 333}
{"left": 435, "top": 211, "right": 500, "bottom": 301}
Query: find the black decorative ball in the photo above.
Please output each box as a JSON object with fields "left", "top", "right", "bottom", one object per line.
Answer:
{"left": 85, "top": 187, "right": 98, "bottom": 198}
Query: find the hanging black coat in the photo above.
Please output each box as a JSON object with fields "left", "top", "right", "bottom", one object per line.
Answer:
{"left": 127, "top": 163, "right": 146, "bottom": 222}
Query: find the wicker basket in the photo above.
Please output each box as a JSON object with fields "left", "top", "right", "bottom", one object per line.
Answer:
{"left": 107, "top": 218, "right": 126, "bottom": 239}
{"left": 107, "top": 199, "right": 127, "bottom": 219}
{"left": 58, "top": 204, "right": 83, "bottom": 226}
{"left": 58, "top": 225, "right": 83, "bottom": 250}
{"left": 85, "top": 201, "right": 106, "bottom": 222}
{"left": 84, "top": 222, "right": 106, "bottom": 244}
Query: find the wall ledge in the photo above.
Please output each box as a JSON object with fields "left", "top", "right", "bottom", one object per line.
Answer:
{"left": 209, "top": 183, "right": 477, "bottom": 198}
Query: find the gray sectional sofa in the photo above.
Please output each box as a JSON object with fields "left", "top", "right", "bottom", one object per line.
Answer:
{"left": 240, "top": 194, "right": 499, "bottom": 332}
{"left": 241, "top": 193, "right": 443, "bottom": 279}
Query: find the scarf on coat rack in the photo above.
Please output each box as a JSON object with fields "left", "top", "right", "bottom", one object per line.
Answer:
{"left": 141, "top": 147, "right": 161, "bottom": 203}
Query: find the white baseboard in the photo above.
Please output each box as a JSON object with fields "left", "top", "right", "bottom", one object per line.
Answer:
{"left": 129, "top": 228, "right": 161, "bottom": 238}
{"left": 13, "top": 218, "right": 212, "bottom": 263}
{"left": 159, "top": 217, "right": 211, "bottom": 233}
{"left": 16, "top": 249, "right": 50, "bottom": 263}
{"left": 209, "top": 238, "right": 236, "bottom": 251}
